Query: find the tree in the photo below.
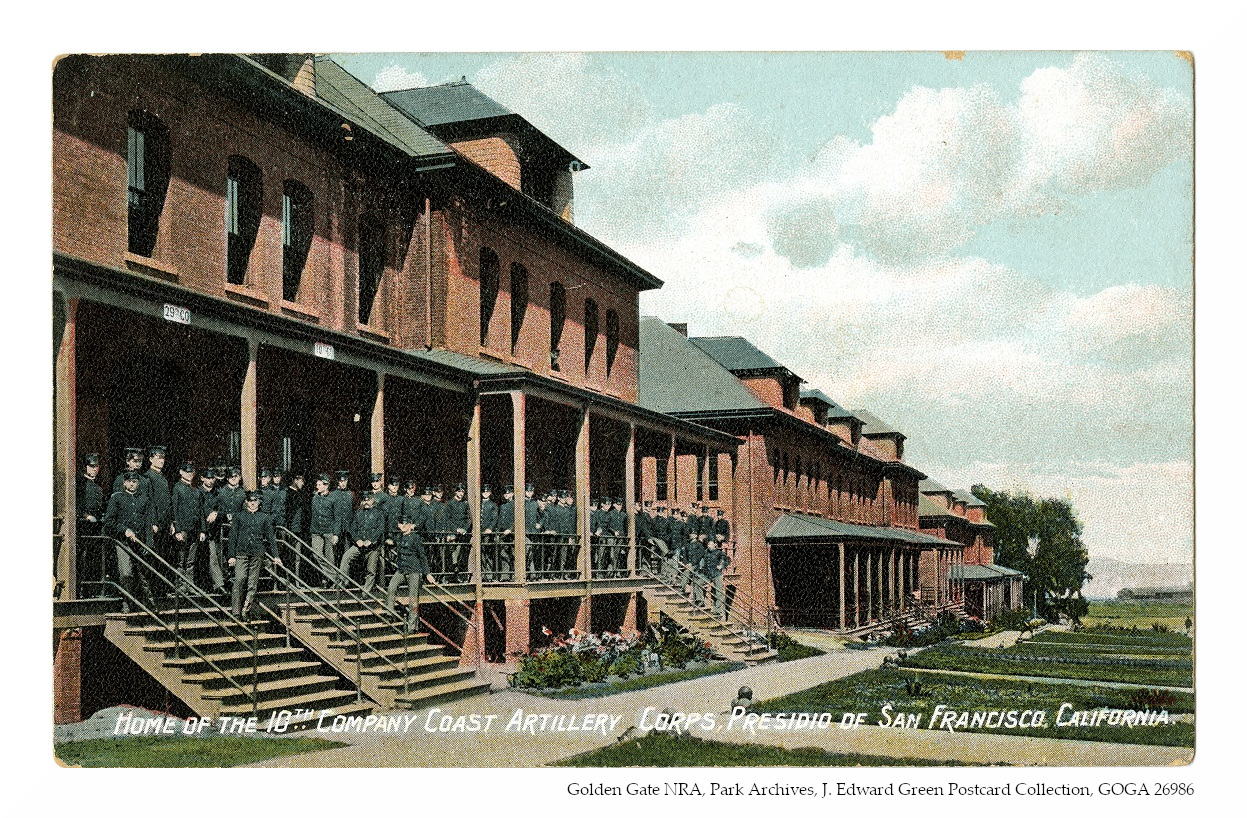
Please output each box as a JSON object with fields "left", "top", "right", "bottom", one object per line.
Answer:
{"left": 971, "top": 485, "right": 1091, "bottom": 624}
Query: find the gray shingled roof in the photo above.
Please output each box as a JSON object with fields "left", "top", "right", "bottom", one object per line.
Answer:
{"left": 962, "top": 564, "right": 1024, "bottom": 580}
{"left": 688, "top": 336, "right": 800, "bottom": 379}
{"left": 406, "top": 347, "right": 526, "bottom": 376}
{"left": 919, "top": 478, "right": 952, "bottom": 494}
{"left": 953, "top": 488, "right": 987, "bottom": 507}
{"left": 767, "top": 513, "right": 952, "bottom": 547}
{"left": 799, "top": 388, "right": 836, "bottom": 408}
{"left": 639, "top": 318, "right": 769, "bottom": 414}
{"left": 854, "top": 409, "right": 903, "bottom": 437}
{"left": 918, "top": 493, "right": 956, "bottom": 518}
{"left": 381, "top": 81, "right": 514, "bottom": 127}
{"left": 313, "top": 58, "right": 453, "bottom": 160}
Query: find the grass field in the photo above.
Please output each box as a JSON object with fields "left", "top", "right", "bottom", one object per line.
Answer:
{"left": 754, "top": 668, "right": 1193, "bottom": 747}
{"left": 1032, "top": 630, "right": 1192, "bottom": 649}
{"left": 1083, "top": 600, "right": 1192, "bottom": 631}
{"left": 901, "top": 643, "right": 1193, "bottom": 688}
{"left": 530, "top": 661, "right": 745, "bottom": 699}
{"left": 54, "top": 736, "right": 347, "bottom": 767}
{"left": 555, "top": 732, "right": 980, "bottom": 767}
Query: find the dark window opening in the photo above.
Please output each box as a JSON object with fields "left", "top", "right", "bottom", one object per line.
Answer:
{"left": 708, "top": 455, "right": 719, "bottom": 501}
{"left": 480, "top": 247, "right": 500, "bottom": 346}
{"left": 605, "top": 309, "right": 620, "bottom": 378}
{"left": 282, "top": 180, "right": 313, "bottom": 302}
{"left": 226, "top": 155, "right": 262, "bottom": 285}
{"left": 696, "top": 454, "right": 705, "bottom": 502}
{"left": 357, "top": 212, "right": 385, "bottom": 325}
{"left": 126, "top": 111, "right": 170, "bottom": 258}
{"left": 584, "top": 298, "right": 599, "bottom": 373}
{"left": 510, "top": 263, "right": 528, "bottom": 354}
{"left": 549, "top": 281, "right": 566, "bottom": 371}
{"left": 656, "top": 457, "right": 668, "bottom": 502}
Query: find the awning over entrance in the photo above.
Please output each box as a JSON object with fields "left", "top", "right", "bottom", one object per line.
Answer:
{"left": 962, "top": 564, "right": 1025, "bottom": 581}
{"left": 767, "top": 512, "right": 952, "bottom": 547}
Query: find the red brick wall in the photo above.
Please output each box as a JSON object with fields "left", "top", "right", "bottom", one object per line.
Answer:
{"left": 450, "top": 136, "right": 523, "bottom": 190}
{"left": 53, "top": 628, "right": 83, "bottom": 724}
{"left": 739, "top": 375, "right": 786, "bottom": 410}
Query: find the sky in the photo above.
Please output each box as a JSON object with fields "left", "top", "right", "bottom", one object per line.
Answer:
{"left": 335, "top": 51, "right": 1194, "bottom": 565}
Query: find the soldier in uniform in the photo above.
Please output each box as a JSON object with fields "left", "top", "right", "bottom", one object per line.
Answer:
{"left": 259, "top": 467, "right": 272, "bottom": 491}
{"left": 227, "top": 490, "right": 281, "bottom": 617}
{"left": 713, "top": 508, "right": 731, "bottom": 547}
{"left": 635, "top": 500, "right": 654, "bottom": 572}
{"left": 680, "top": 513, "right": 709, "bottom": 608}
{"left": 75, "top": 453, "right": 106, "bottom": 594}
{"left": 380, "top": 474, "right": 402, "bottom": 542}
{"left": 309, "top": 474, "right": 339, "bottom": 583}
{"left": 557, "top": 489, "right": 578, "bottom": 579}
{"left": 101, "top": 471, "right": 155, "bottom": 608}
{"left": 442, "top": 484, "right": 472, "bottom": 581}
{"left": 587, "top": 497, "right": 603, "bottom": 573}
{"left": 262, "top": 467, "right": 287, "bottom": 526}
{"left": 169, "top": 461, "right": 205, "bottom": 590}
{"left": 649, "top": 503, "right": 670, "bottom": 576}
{"left": 479, "top": 484, "right": 499, "bottom": 581}
{"left": 494, "top": 485, "right": 516, "bottom": 580}
{"left": 330, "top": 470, "right": 354, "bottom": 541}
{"left": 522, "top": 484, "right": 541, "bottom": 579}
{"left": 385, "top": 514, "right": 431, "bottom": 631}
{"left": 606, "top": 497, "right": 627, "bottom": 577}
{"left": 113, "top": 448, "right": 151, "bottom": 498}
{"left": 284, "top": 471, "right": 309, "bottom": 538}
{"left": 701, "top": 540, "right": 730, "bottom": 619}
{"left": 663, "top": 506, "right": 689, "bottom": 586}
{"left": 199, "top": 468, "right": 226, "bottom": 594}
{"left": 338, "top": 491, "right": 386, "bottom": 592}
{"left": 426, "top": 485, "right": 447, "bottom": 575}
{"left": 216, "top": 466, "right": 246, "bottom": 541}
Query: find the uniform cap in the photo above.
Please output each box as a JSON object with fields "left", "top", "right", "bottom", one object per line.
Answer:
{"left": 82, "top": 453, "right": 101, "bottom": 466}
{"left": 360, "top": 493, "right": 375, "bottom": 503}
{"left": 227, "top": 466, "right": 242, "bottom": 477}
{"left": 122, "top": 470, "right": 140, "bottom": 481}
{"left": 370, "top": 472, "right": 384, "bottom": 482}
{"left": 245, "top": 490, "right": 263, "bottom": 502}
{"left": 453, "top": 483, "right": 466, "bottom": 493}
{"left": 386, "top": 474, "right": 400, "bottom": 486}
{"left": 259, "top": 468, "right": 272, "bottom": 478}
{"left": 335, "top": 470, "right": 350, "bottom": 479}
{"left": 502, "top": 484, "right": 514, "bottom": 493}
{"left": 179, "top": 461, "right": 195, "bottom": 473}
{"left": 524, "top": 483, "right": 534, "bottom": 492}
{"left": 271, "top": 467, "right": 284, "bottom": 477}
{"left": 423, "top": 486, "right": 436, "bottom": 495}
{"left": 124, "top": 447, "right": 144, "bottom": 459}
{"left": 316, "top": 473, "right": 332, "bottom": 483}
{"left": 399, "top": 514, "right": 415, "bottom": 524}
{"left": 612, "top": 497, "right": 623, "bottom": 506}
{"left": 148, "top": 445, "right": 167, "bottom": 456}
{"left": 482, "top": 484, "right": 492, "bottom": 493}
{"left": 213, "top": 466, "right": 228, "bottom": 478}
{"left": 403, "top": 478, "right": 418, "bottom": 489}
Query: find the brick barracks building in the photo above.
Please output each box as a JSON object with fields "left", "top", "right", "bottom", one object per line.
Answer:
{"left": 52, "top": 54, "right": 1016, "bottom": 725}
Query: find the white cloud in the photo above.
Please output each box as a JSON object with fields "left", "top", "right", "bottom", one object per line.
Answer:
{"left": 372, "top": 64, "right": 429, "bottom": 92}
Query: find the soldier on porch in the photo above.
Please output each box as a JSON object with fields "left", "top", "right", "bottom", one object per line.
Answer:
{"left": 443, "top": 484, "right": 472, "bottom": 580}
{"left": 309, "top": 474, "right": 339, "bottom": 583}
{"left": 112, "top": 447, "right": 151, "bottom": 499}
{"left": 479, "top": 484, "right": 499, "bottom": 580}
{"left": 199, "top": 467, "right": 226, "bottom": 594}
{"left": 338, "top": 491, "right": 385, "bottom": 592}
{"left": 169, "top": 460, "right": 204, "bottom": 590}
{"left": 227, "top": 490, "right": 281, "bottom": 618}
{"left": 702, "top": 540, "right": 730, "bottom": 620}
{"left": 101, "top": 470, "right": 155, "bottom": 609}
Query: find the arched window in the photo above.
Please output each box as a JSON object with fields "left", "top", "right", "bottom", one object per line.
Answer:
{"left": 549, "top": 281, "right": 566, "bottom": 371}
{"left": 282, "top": 180, "right": 313, "bottom": 302}
{"left": 226, "top": 155, "right": 262, "bottom": 285}
{"left": 605, "top": 309, "right": 620, "bottom": 378}
{"left": 583, "top": 298, "right": 599, "bottom": 373}
{"left": 126, "top": 110, "right": 170, "bottom": 258}
{"left": 479, "top": 247, "right": 500, "bottom": 346}
{"left": 357, "top": 211, "right": 384, "bottom": 325}
{"left": 510, "top": 263, "right": 528, "bottom": 353}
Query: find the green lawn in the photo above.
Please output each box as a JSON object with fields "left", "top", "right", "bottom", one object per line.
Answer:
{"left": 754, "top": 668, "right": 1193, "bottom": 747}
{"left": 1083, "top": 600, "right": 1192, "bottom": 632}
{"left": 530, "top": 661, "right": 745, "bottom": 699}
{"left": 55, "top": 736, "right": 347, "bottom": 768}
{"left": 901, "top": 643, "right": 1193, "bottom": 688}
{"left": 1032, "top": 630, "right": 1192, "bottom": 649}
{"left": 555, "top": 732, "right": 981, "bottom": 767}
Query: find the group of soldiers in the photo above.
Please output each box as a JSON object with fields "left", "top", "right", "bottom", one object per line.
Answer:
{"left": 76, "top": 445, "right": 736, "bottom": 625}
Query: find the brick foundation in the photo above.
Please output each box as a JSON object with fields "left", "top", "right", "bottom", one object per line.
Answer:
{"left": 504, "top": 599, "right": 530, "bottom": 658}
{"left": 53, "top": 628, "right": 83, "bottom": 724}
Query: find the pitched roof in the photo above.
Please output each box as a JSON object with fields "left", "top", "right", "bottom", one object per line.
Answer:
{"left": 405, "top": 347, "right": 525, "bottom": 376}
{"left": 799, "top": 388, "right": 836, "bottom": 408}
{"left": 854, "top": 409, "right": 903, "bottom": 437}
{"left": 954, "top": 488, "right": 987, "bottom": 508}
{"left": 962, "top": 563, "right": 1025, "bottom": 580}
{"left": 767, "top": 513, "right": 952, "bottom": 547}
{"left": 920, "top": 478, "right": 953, "bottom": 495}
{"left": 381, "top": 81, "right": 586, "bottom": 167}
{"left": 312, "top": 58, "right": 454, "bottom": 161}
{"left": 639, "top": 319, "right": 769, "bottom": 414}
{"left": 918, "top": 494, "right": 957, "bottom": 518}
{"left": 688, "top": 336, "right": 801, "bottom": 379}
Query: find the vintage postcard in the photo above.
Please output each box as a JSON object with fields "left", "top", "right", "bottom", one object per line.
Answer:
{"left": 51, "top": 50, "right": 1195, "bottom": 775}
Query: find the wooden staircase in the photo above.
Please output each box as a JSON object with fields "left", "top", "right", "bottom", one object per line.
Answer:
{"left": 268, "top": 597, "right": 491, "bottom": 710}
{"left": 103, "top": 607, "right": 372, "bottom": 727}
{"left": 645, "top": 585, "right": 776, "bottom": 664}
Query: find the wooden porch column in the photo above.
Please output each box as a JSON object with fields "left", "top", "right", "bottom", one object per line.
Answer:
{"left": 467, "top": 395, "right": 483, "bottom": 596}
{"left": 511, "top": 391, "right": 526, "bottom": 583}
{"left": 625, "top": 423, "right": 637, "bottom": 575}
{"left": 865, "top": 548, "right": 873, "bottom": 622}
{"left": 54, "top": 297, "right": 78, "bottom": 600}
{"left": 241, "top": 339, "right": 259, "bottom": 490}
{"left": 667, "top": 434, "right": 677, "bottom": 504}
{"left": 370, "top": 372, "right": 385, "bottom": 474}
{"left": 575, "top": 406, "right": 590, "bottom": 581}
{"left": 838, "top": 542, "right": 846, "bottom": 630}
{"left": 889, "top": 547, "right": 897, "bottom": 613}
{"left": 853, "top": 548, "right": 861, "bottom": 627}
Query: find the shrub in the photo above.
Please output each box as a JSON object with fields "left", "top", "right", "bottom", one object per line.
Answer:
{"left": 1128, "top": 688, "right": 1178, "bottom": 711}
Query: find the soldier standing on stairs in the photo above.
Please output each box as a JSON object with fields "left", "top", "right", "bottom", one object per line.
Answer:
{"left": 227, "top": 490, "right": 281, "bottom": 618}
{"left": 101, "top": 471, "right": 155, "bottom": 610}
{"left": 385, "top": 514, "right": 431, "bottom": 631}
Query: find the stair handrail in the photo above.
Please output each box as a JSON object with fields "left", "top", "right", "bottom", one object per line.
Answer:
{"left": 83, "top": 533, "right": 263, "bottom": 715}
{"left": 276, "top": 526, "right": 478, "bottom": 667}
{"left": 634, "top": 542, "right": 773, "bottom": 655}
{"left": 381, "top": 547, "right": 481, "bottom": 663}
{"left": 259, "top": 558, "right": 418, "bottom": 697}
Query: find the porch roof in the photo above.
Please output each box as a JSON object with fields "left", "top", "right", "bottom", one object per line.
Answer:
{"left": 767, "top": 512, "right": 954, "bottom": 547}
{"left": 962, "top": 564, "right": 1025, "bottom": 581}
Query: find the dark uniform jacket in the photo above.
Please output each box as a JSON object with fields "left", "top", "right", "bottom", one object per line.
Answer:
{"left": 329, "top": 489, "right": 354, "bottom": 536}
{"left": 588, "top": 508, "right": 603, "bottom": 535}
{"left": 348, "top": 506, "right": 386, "bottom": 546}
{"left": 685, "top": 538, "right": 708, "bottom": 574}
{"left": 701, "top": 547, "right": 729, "bottom": 578}
{"left": 523, "top": 499, "right": 540, "bottom": 534}
{"left": 145, "top": 469, "right": 171, "bottom": 527}
{"left": 605, "top": 508, "right": 626, "bottom": 536}
{"left": 227, "top": 509, "right": 277, "bottom": 559}
{"left": 103, "top": 490, "right": 155, "bottom": 542}
{"left": 201, "top": 486, "right": 221, "bottom": 538}
{"left": 379, "top": 491, "right": 403, "bottom": 537}
{"left": 394, "top": 529, "right": 431, "bottom": 575}
{"left": 77, "top": 475, "right": 105, "bottom": 524}
{"left": 112, "top": 471, "right": 152, "bottom": 499}
{"left": 636, "top": 511, "right": 653, "bottom": 541}
{"left": 495, "top": 499, "right": 515, "bottom": 532}
{"left": 216, "top": 484, "right": 247, "bottom": 521}
{"left": 262, "top": 484, "right": 287, "bottom": 523}
{"left": 309, "top": 492, "right": 338, "bottom": 535}
{"left": 442, "top": 499, "right": 471, "bottom": 533}
{"left": 170, "top": 479, "right": 203, "bottom": 537}
{"left": 651, "top": 514, "right": 670, "bottom": 542}
{"left": 696, "top": 514, "right": 715, "bottom": 541}
{"left": 479, "top": 498, "right": 499, "bottom": 532}
{"left": 666, "top": 518, "right": 688, "bottom": 557}
{"left": 427, "top": 500, "right": 446, "bottom": 533}
{"left": 285, "top": 485, "right": 311, "bottom": 535}
{"left": 713, "top": 518, "right": 731, "bottom": 542}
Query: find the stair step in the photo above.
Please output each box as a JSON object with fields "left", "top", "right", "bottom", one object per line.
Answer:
{"left": 334, "top": 632, "right": 434, "bottom": 652}
{"left": 361, "top": 653, "right": 460, "bottom": 679}
{"left": 202, "top": 675, "right": 342, "bottom": 704}
{"left": 393, "top": 677, "right": 492, "bottom": 710}
{"left": 377, "top": 664, "right": 478, "bottom": 691}
{"left": 216, "top": 688, "right": 366, "bottom": 718}
{"left": 312, "top": 620, "right": 409, "bottom": 638}
{"left": 125, "top": 620, "right": 270, "bottom": 637}
{"left": 182, "top": 661, "right": 324, "bottom": 686}
{"left": 350, "top": 643, "right": 449, "bottom": 667}
{"left": 163, "top": 646, "right": 305, "bottom": 670}
{"left": 142, "top": 634, "right": 286, "bottom": 653}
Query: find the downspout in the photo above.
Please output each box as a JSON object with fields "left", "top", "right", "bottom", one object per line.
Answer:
{"left": 425, "top": 196, "right": 432, "bottom": 350}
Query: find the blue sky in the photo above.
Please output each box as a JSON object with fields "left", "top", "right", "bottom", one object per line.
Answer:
{"left": 335, "top": 51, "right": 1194, "bottom": 564}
